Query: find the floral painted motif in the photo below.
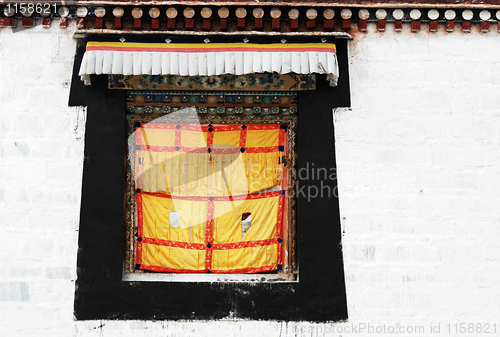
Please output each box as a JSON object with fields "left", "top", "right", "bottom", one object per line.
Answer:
{"left": 259, "top": 74, "right": 274, "bottom": 86}
{"left": 258, "top": 73, "right": 285, "bottom": 90}
{"left": 203, "top": 77, "right": 220, "bottom": 89}
{"left": 136, "top": 75, "right": 165, "bottom": 89}
{"left": 234, "top": 76, "right": 248, "bottom": 88}
{"left": 219, "top": 75, "right": 233, "bottom": 87}
{"left": 190, "top": 76, "right": 204, "bottom": 86}
{"left": 299, "top": 75, "right": 316, "bottom": 90}
{"left": 108, "top": 74, "right": 127, "bottom": 88}
{"left": 175, "top": 77, "right": 189, "bottom": 88}
{"left": 109, "top": 73, "right": 316, "bottom": 91}
{"left": 149, "top": 75, "right": 164, "bottom": 85}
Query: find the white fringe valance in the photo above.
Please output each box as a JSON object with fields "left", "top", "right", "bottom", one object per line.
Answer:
{"left": 79, "top": 40, "right": 339, "bottom": 86}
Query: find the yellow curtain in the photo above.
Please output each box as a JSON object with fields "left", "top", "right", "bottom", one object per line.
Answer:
{"left": 134, "top": 123, "right": 286, "bottom": 273}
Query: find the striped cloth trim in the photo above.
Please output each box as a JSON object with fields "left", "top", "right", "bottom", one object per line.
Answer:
{"left": 79, "top": 40, "right": 339, "bottom": 86}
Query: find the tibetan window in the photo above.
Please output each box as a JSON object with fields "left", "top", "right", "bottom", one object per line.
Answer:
{"left": 124, "top": 88, "right": 298, "bottom": 276}
{"left": 74, "top": 35, "right": 348, "bottom": 320}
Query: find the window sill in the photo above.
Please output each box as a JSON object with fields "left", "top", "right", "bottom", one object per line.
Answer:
{"left": 123, "top": 272, "right": 298, "bottom": 283}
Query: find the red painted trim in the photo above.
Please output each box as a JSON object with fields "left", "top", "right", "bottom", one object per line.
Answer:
{"left": 306, "top": 20, "right": 316, "bottom": 29}
{"left": 138, "top": 145, "right": 281, "bottom": 154}
{"left": 412, "top": 21, "right": 421, "bottom": 32}
{"left": 140, "top": 190, "right": 282, "bottom": 201}
{"left": 237, "top": 18, "right": 246, "bottom": 29}
{"left": 167, "top": 19, "right": 176, "bottom": 29}
{"left": 277, "top": 240, "right": 283, "bottom": 265}
{"left": 175, "top": 126, "right": 181, "bottom": 148}
{"left": 87, "top": 46, "right": 337, "bottom": 53}
{"left": 142, "top": 237, "right": 278, "bottom": 250}
{"left": 462, "top": 21, "right": 471, "bottom": 32}
{"left": 205, "top": 248, "right": 212, "bottom": 271}
{"left": 239, "top": 127, "right": 247, "bottom": 149}
{"left": 255, "top": 18, "right": 263, "bottom": 29}
{"left": 151, "top": 19, "right": 160, "bottom": 30}
{"left": 220, "top": 18, "right": 227, "bottom": 30}
{"left": 139, "top": 264, "right": 277, "bottom": 274}
{"left": 21, "top": 17, "right": 32, "bottom": 27}
{"left": 272, "top": 18, "right": 280, "bottom": 30}
{"left": 42, "top": 17, "right": 51, "bottom": 28}
{"left": 142, "top": 238, "right": 206, "bottom": 250}
{"left": 6, "top": 18, "right": 16, "bottom": 27}
{"left": 143, "top": 123, "right": 281, "bottom": 131}
{"left": 206, "top": 129, "right": 214, "bottom": 150}
{"left": 359, "top": 19, "right": 367, "bottom": 32}
{"left": 203, "top": 19, "right": 211, "bottom": 30}
{"left": 446, "top": 21, "right": 454, "bottom": 32}
{"left": 137, "top": 145, "right": 173, "bottom": 152}
{"left": 185, "top": 18, "right": 195, "bottom": 29}
{"left": 279, "top": 128, "right": 285, "bottom": 147}
{"left": 323, "top": 20, "right": 335, "bottom": 29}
{"left": 136, "top": 192, "right": 144, "bottom": 265}
{"left": 430, "top": 20, "right": 438, "bottom": 32}
{"left": 276, "top": 193, "right": 285, "bottom": 264}
{"left": 140, "top": 264, "right": 206, "bottom": 273}
{"left": 481, "top": 21, "right": 490, "bottom": 32}
{"left": 276, "top": 194, "right": 284, "bottom": 239}
{"left": 205, "top": 199, "right": 214, "bottom": 270}
{"left": 77, "top": 18, "right": 85, "bottom": 29}
{"left": 242, "top": 146, "right": 281, "bottom": 153}
{"left": 114, "top": 18, "right": 122, "bottom": 29}
{"left": 378, "top": 20, "right": 386, "bottom": 32}
{"left": 211, "top": 265, "right": 277, "bottom": 274}
{"left": 95, "top": 18, "right": 104, "bottom": 29}
{"left": 395, "top": 20, "right": 403, "bottom": 31}
{"left": 212, "top": 239, "right": 278, "bottom": 250}
{"left": 206, "top": 200, "right": 214, "bottom": 245}
{"left": 136, "top": 124, "right": 143, "bottom": 145}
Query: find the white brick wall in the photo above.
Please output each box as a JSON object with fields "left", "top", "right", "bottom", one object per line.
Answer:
{"left": 1, "top": 21, "right": 500, "bottom": 336}
{"left": 0, "top": 21, "right": 84, "bottom": 336}
{"left": 336, "top": 23, "right": 500, "bottom": 336}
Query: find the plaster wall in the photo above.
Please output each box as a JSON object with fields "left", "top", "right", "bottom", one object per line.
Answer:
{"left": 1, "top": 21, "right": 500, "bottom": 336}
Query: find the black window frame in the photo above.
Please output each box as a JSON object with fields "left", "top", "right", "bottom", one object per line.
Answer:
{"left": 71, "top": 36, "right": 350, "bottom": 322}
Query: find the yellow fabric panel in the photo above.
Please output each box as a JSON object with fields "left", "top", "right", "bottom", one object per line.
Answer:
{"left": 243, "top": 152, "right": 281, "bottom": 194}
{"left": 163, "top": 152, "right": 214, "bottom": 197}
{"left": 170, "top": 198, "right": 208, "bottom": 230}
{"left": 212, "top": 196, "right": 279, "bottom": 244}
{"left": 135, "top": 142, "right": 282, "bottom": 195}
{"left": 136, "top": 150, "right": 269, "bottom": 198}
{"left": 157, "top": 152, "right": 281, "bottom": 197}
{"left": 213, "top": 130, "right": 241, "bottom": 147}
{"left": 183, "top": 153, "right": 211, "bottom": 196}
{"left": 140, "top": 128, "right": 176, "bottom": 147}
{"left": 212, "top": 244, "right": 278, "bottom": 271}
{"left": 135, "top": 151, "right": 170, "bottom": 193}
{"left": 157, "top": 152, "right": 249, "bottom": 198}
{"left": 142, "top": 193, "right": 207, "bottom": 242}
{"left": 181, "top": 129, "right": 208, "bottom": 148}
{"left": 162, "top": 152, "right": 185, "bottom": 196}
{"left": 142, "top": 243, "right": 205, "bottom": 271}
{"left": 209, "top": 153, "right": 248, "bottom": 197}
{"left": 245, "top": 129, "right": 280, "bottom": 148}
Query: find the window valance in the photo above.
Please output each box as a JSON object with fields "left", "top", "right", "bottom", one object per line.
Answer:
{"left": 78, "top": 37, "right": 339, "bottom": 86}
